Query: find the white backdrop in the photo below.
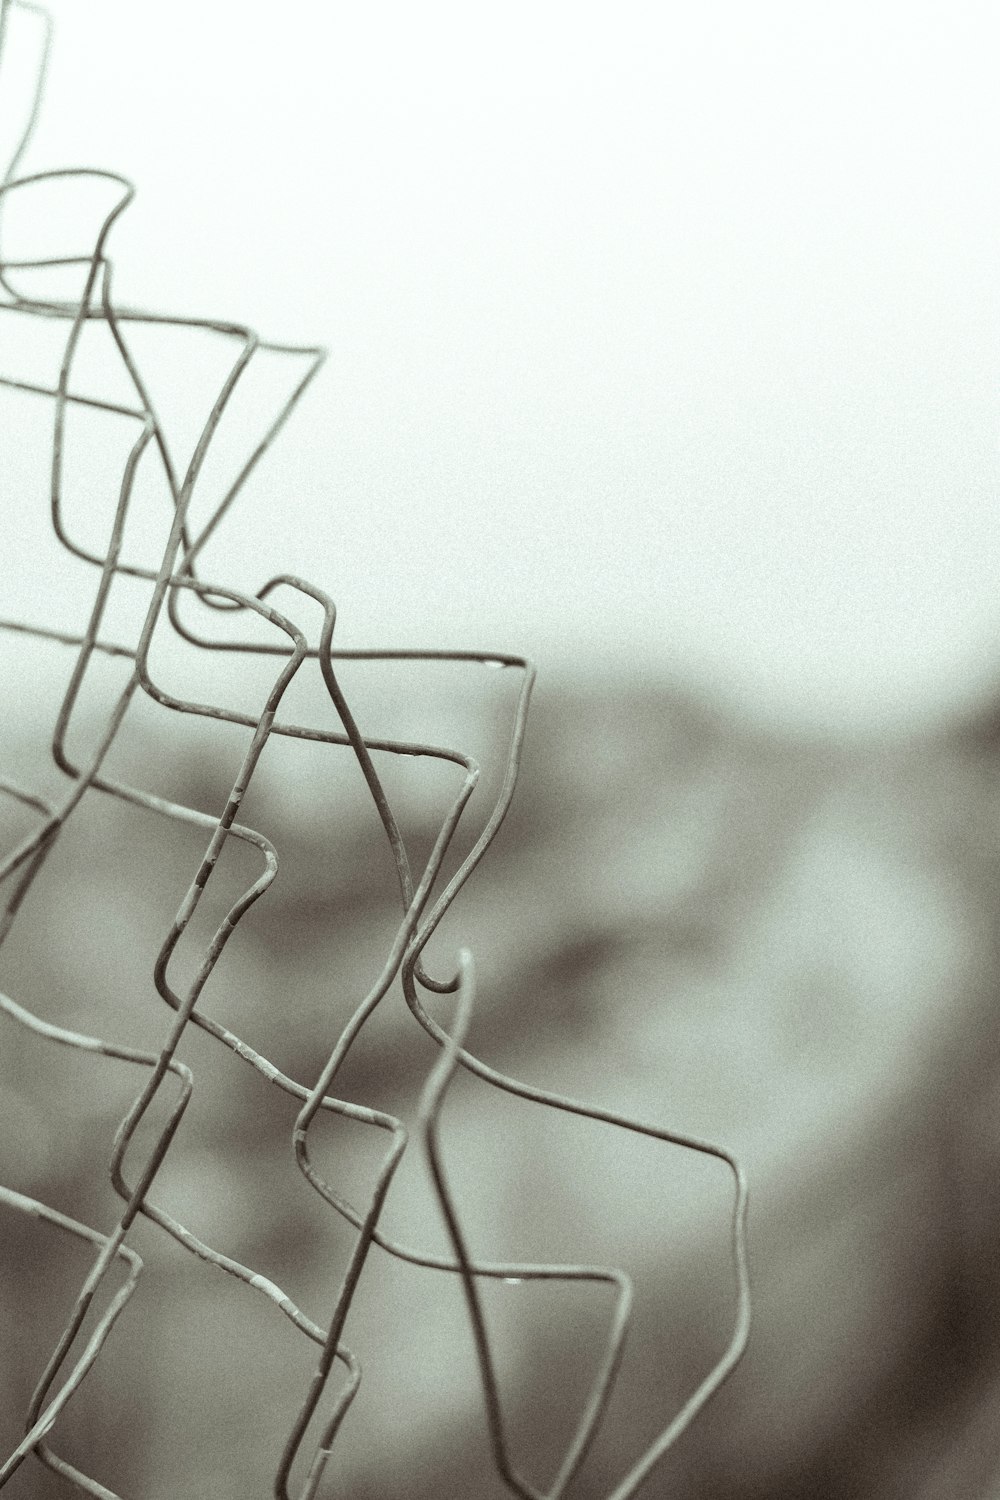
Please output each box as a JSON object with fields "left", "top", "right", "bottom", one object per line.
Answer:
{"left": 7, "top": 0, "right": 1000, "bottom": 733}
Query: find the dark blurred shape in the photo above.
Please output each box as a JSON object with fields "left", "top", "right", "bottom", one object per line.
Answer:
{"left": 3, "top": 665, "right": 1000, "bottom": 1498}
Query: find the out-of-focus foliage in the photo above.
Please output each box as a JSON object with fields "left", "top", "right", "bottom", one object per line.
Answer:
{"left": 2, "top": 657, "right": 1000, "bottom": 1498}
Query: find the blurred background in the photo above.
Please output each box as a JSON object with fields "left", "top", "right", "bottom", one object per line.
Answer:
{"left": 8, "top": 0, "right": 1000, "bottom": 735}
{"left": 4, "top": 0, "right": 1000, "bottom": 1495}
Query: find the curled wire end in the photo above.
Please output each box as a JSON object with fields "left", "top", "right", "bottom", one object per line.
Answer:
{"left": 415, "top": 947, "right": 751, "bottom": 1500}
{"left": 419, "top": 952, "right": 545, "bottom": 1500}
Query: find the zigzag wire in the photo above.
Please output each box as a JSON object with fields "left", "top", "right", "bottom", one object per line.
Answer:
{"left": 0, "top": 45, "right": 367, "bottom": 1481}
{"left": 40, "top": 222, "right": 491, "bottom": 1489}
{"left": 405, "top": 927, "right": 751, "bottom": 1500}
{"left": 397, "top": 670, "right": 752, "bottom": 1499}
{"left": 0, "top": 781, "right": 143, "bottom": 1498}
{"left": 0, "top": 990, "right": 185, "bottom": 1500}
{"left": 0, "top": 1, "right": 751, "bottom": 1493}
{"left": 0, "top": 225, "right": 493, "bottom": 1483}
{"left": 0, "top": 126, "right": 556, "bottom": 1488}
{"left": 0, "top": 103, "right": 527, "bottom": 1489}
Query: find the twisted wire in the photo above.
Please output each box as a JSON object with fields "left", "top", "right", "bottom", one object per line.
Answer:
{"left": 0, "top": 3, "right": 750, "bottom": 1494}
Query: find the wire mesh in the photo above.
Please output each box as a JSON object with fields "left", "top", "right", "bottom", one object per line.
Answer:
{"left": 0, "top": 3, "right": 750, "bottom": 1494}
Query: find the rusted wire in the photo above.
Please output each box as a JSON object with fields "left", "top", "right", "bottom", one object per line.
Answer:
{"left": 0, "top": 2, "right": 750, "bottom": 1494}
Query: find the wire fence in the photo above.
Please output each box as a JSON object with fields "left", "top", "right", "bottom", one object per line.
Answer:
{"left": 0, "top": 3, "right": 749, "bottom": 1494}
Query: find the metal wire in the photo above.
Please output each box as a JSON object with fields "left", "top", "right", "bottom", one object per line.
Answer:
{"left": 0, "top": 3, "right": 750, "bottom": 1494}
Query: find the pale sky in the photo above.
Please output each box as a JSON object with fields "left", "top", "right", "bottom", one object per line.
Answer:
{"left": 6, "top": 0, "right": 1000, "bottom": 734}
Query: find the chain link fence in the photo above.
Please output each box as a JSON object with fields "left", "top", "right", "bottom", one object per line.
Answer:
{"left": 0, "top": 4, "right": 750, "bottom": 1493}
